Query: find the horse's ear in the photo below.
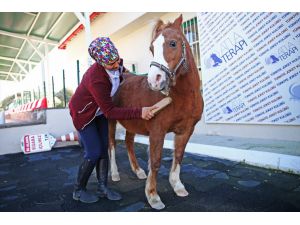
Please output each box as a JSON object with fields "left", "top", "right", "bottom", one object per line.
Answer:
{"left": 173, "top": 14, "right": 183, "bottom": 28}
{"left": 150, "top": 20, "right": 165, "bottom": 55}
{"left": 152, "top": 20, "right": 164, "bottom": 39}
{"left": 149, "top": 44, "right": 154, "bottom": 56}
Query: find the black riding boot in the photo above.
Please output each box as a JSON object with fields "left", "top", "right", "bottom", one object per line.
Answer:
{"left": 96, "top": 158, "right": 122, "bottom": 201}
{"left": 73, "top": 159, "right": 99, "bottom": 203}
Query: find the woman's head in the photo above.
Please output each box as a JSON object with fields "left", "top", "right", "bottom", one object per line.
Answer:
{"left": 88, "top": 37, "right": 120, "bottom": 68}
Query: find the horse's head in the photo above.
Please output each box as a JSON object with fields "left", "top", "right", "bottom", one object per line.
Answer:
{"left": 147, "top": 14, "right": 188, "bottom": 95}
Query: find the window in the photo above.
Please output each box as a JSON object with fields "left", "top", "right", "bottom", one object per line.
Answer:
{"left": 182, "top": 17, "right": 201, "bottom": 71}
{"left": 23, "top": 91, "right": 31, "bottom": 104}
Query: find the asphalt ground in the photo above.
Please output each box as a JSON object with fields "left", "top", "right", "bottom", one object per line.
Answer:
{"left": 0, "top": 141, "right": 300, "bottom": 212}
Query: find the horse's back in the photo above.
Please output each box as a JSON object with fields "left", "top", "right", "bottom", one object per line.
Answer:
{"left": 112, "top": 74, "right": 155, "bottom": 135}
{"left": 114, "top": 74, "right": 163, "bottom": 107}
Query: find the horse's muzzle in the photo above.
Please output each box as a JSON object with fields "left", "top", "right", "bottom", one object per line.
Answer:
{"left": 148, "top": 80, "right": 166, "bottom": 91}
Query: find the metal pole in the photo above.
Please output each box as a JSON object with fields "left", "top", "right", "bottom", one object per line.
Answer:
{"left": 43, "top": 81, "right": 46, "bottom": 98}
{"left": 45, "top": 43, "right": 52, "bottom": 107}
{"left": 63, "top": 69, "right": 66, "bottom": 107}
{"left": 31, "top": 87, "right": 34, "bottom": 101}
{"left": 21, "top": 89, "right": 24, "bottom": 104}
{"left": 84, "top": 12, "right": 93, "bottom": 66}
{"left": 41, "top": 62, "right": 46, "bottom": 99}
{"left": 77, "top": 60, "right": 80, "bottom": 86}
{"left": 52, "top": 76, "right": 55, "bottom": 108}
{"left": 74, "top": 12, "right": 92, "bottom": 66}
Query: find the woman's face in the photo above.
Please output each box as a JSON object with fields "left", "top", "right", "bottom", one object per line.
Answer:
{"left": 103, "top": 58, "right": 121, "bottom": 71}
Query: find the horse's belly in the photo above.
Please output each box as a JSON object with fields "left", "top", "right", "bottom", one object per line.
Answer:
{"left": 118, "top": 120, "right": 149, "bottom": 136}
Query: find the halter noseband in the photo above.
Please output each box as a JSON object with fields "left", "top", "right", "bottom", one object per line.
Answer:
{"left": 149, "top": 41, "right": 188, "bottom": 96}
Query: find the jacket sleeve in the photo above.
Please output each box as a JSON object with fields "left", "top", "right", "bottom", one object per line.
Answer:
{"left": 87, "top": 77, "right": 142, "bottom": 120}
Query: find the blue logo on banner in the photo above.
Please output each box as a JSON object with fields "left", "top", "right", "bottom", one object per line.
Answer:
{"left": 211, "top": 54, "right": 223, "bottom": 67}
{"left": 289, "top": 83, "right": 300, "bottom": 100}
{"left": 265, "top": 55, "right": 280, "bottom": 64}
{"left": 220, "top": 39, "right": 248, "bottom": 63}
{"left": 205, "top": 53, "right": 223, "bottom": 68}
{"left": 222, "top": 106, "right": 233, "bottom": 114}
{"left": 266, "top": 43, "right": 298, "bottom": 65}
{"left": 205, "top": 35, "right": 248, "bottom": 69}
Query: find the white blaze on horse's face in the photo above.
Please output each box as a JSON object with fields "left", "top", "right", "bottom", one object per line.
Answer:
{"left": 148, "top": 34, "right": 168, "bottom": 91}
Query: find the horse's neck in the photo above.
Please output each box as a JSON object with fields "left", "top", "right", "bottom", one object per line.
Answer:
{"left": 185, "top": 42, "right": 200, "bottom": 85}
{"left": 173, "top": 46, "right": 200, "bottom": 94}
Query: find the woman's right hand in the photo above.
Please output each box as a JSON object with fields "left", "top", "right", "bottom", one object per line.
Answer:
{"left": 142, "top": 106, "right": 158, "bottom": 120}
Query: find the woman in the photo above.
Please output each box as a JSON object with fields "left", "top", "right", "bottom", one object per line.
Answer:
{"left": 69, "top": 37, "right": 157, "bottom": 203}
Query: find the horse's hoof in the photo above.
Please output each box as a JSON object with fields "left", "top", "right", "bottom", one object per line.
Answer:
{"left": 136, "top": 168, "right": 147, "bottom": 179}
{"left": 148, "top": 197, "right": 165, "bottom": 210}
{"left": 175, "top": 188, "right": 189, "bottom": 197}
{"left": 112, "top": 173, "right": 120, "bottom": 182}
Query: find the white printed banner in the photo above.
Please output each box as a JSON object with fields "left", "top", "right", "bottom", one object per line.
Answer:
{"left": 197, "top": 12, "right": 300, "bottom": 124}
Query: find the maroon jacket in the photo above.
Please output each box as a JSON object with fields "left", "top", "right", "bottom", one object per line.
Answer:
{"left": 69, "top": 61, "right": 142, "bottom": 130}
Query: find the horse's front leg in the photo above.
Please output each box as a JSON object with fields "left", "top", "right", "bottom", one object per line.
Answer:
{"left": 145, "top": 133, "right": 165, "bottom": 210}
{"left": 125, "top": 131, "right": 147, "bottom": 179}
{"left": 169, "top": 128, "right": 194, "bottom": 197}
{"left": 108, "top": 120, "right": 120, "bottom": 181}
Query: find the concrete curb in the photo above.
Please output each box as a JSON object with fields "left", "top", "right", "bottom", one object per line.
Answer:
{"left": 118, "top": 135, "right": 300, "bottom": 175}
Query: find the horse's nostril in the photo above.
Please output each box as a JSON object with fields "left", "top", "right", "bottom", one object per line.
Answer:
{"left": 156, "top": 74, "right": 162, "bottom": 82}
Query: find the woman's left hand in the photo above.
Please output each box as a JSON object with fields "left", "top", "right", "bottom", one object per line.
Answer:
{"left": 141, "top": 106, "right": 158, "bottom": 120}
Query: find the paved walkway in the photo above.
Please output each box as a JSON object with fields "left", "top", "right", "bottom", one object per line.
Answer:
{"left": 0, "top": 141, "right": 300, "bottom": 211}
{"left": 181, "top": 134, "right": 300, "bottom": 156}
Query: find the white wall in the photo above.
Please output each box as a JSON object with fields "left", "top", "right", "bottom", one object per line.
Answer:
{"left": 0, "top": 108, "right": 75, "bottom": 155}
{"left": 63, "top": 12, "right": 149, "bottom": 90}
{"left": 114, "top": 12, "right": 197, "bottom": 74}
{"left": 62, "top": 12, "right": 195, "bottom": 77}
{"left": 160, "top": 12, "right": 196, "bottom": 24}
{"left": 114, "top": 22, "right": 154, "bottom": 74}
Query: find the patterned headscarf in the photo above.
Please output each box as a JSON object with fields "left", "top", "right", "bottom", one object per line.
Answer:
{"left": 88, "top": 37, "right": 119, "bottom": 66}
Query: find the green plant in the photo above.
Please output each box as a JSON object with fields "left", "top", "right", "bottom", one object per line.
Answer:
{"left": 0, "top": 95, "right": 15, "bottom": 110}
{"left": 54, "top": 88, "right": 73, "bottom": 108}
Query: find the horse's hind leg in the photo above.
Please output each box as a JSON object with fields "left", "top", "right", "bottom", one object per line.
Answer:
{"left": 169, "top": 129, "right": 194, "bottom": 197}
{"left": 108, "top": 120, "right": 120, "bottom": 181}
{"left": 125, "top": 131, "right": 147, "bottom": 179}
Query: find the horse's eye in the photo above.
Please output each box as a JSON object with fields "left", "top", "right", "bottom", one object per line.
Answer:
{"left": 169, "top": 40, "right": 177, "bottom": 48}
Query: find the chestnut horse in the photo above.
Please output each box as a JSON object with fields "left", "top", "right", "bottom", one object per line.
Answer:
{"left": 108, "top": 15, "right": 203, "bottom": 210}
